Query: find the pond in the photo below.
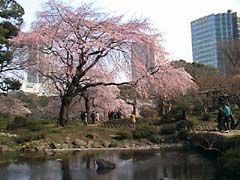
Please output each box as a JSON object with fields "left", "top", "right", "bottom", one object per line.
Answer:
{"left": 0, "top": 149, "right": 216, "bottom": 180}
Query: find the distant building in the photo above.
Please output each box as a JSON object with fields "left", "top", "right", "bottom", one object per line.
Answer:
{"left": 20, "top": 48, "right": 57, "bottom": 96}
{"left": 25, "top": 47, "right": 44, "bottom": 84}
{"left": 191, "top": 10, "right": 240, "bottom": 75}
{"left": 20, "top": 80, "right": 52, "bottom": 96}
{"left": 131, "top": 42, "right": 156, "bottom": 80}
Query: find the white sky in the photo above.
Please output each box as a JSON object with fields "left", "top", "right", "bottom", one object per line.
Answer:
{"left": 16, "top": 0, "right": 240, "bottom": 62}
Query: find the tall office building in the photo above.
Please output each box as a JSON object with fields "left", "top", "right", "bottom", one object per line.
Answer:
{"left": 191, "top": 10, "right": 240, "bottom": 75}
{"left": 131, "top": 42, "right": 155, "bottom": 80}
{"left": 20, "top": 48, "right": 56, "bottom": 96}
{"left": 26, "top": 47, "right": 43, "bottom": 84}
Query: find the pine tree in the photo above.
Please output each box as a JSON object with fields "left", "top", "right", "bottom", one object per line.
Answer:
{"left": 0, "top": 0, "right": 24, "bottom": 91}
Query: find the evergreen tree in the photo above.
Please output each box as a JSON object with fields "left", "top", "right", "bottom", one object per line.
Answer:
{"left": 0, "top": 0, "right": 24, "bottom": 91}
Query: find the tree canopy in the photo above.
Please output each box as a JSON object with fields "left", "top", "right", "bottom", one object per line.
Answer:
{"left": 13, "top": 1, "right": 196, "bottom": 125}
{"left": 0, "top": 0, "right": 24, "bottom": 91}
{"left": 13, "top": 0, "right": 165, "bottom": 126}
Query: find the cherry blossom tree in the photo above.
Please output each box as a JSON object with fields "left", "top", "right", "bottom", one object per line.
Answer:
{"left": 13, "top": 0, "right": 163, "bottom": 126}
{"left": 79, "top": 84, "right": 132, "bottom": 120}
{"left": 149, "top": 64, "right": 197, "bottom": 101}
{"left": 120, "top": 62, "right": 197, "bottom": 116}
{"left": 148, "top": 64, "right": 197, "bottom": 114}
{"left": 118, "top": 44, "right": 168, "bottom": 116}
{"left": 0, "top": 95, "right": 31, "bottom": 118}
{"left": 76, "top": 69, "right": 132, "bottom": 121}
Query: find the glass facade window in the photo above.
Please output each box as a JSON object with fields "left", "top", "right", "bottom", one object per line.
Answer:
{"left": 191, "top": 10, "right": 239, "bottom": 75}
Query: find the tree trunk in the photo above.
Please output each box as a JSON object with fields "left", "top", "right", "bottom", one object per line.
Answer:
{"left": 58, "top": 96, "right": 72, "bottom": 127}
{"left": 58, "top": 102, "right": 65, "bottom": 126}
{"left": 65, "top": 103, "right": 70, "bottom": 124}
{"left": 132, "top": 98, "right": 137, "bottom": 115}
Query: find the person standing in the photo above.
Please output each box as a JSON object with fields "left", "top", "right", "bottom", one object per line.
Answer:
{"left": 217, "top": 107, "right": 224, "bottom": 132}
{"left": 95, "top": 111, "right": 100, "bottom": 125}
{"left": 84, "top": 112, "right": 88, "bottom": 126}
{"left": 223, "top": 103, "right": 231, "bottom": 133}
{"left": 181, "top": 109, "right": 186, "bottom": 121}
{"left": 130, "top": 113, "right": 136, "bottom": 129}
{"left": 90, "top": 111, "right": 95, "bottom": 124}
{"left": 80, "top": 111, "right": 85, "bottom": 124}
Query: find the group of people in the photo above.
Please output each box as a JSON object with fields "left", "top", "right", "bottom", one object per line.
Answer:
{"left": 217, "top": 102, "right": 232, "bottom": 133}
{"left": 108, "top": 111, "right": 122, "bottom": 120}
{"left": 80, "top": 111, "right": 100, "bottom": 125}
{"left": 80, "top": 110, "right": 137, "bottom": 129}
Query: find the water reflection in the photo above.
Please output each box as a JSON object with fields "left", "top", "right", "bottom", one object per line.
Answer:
{"left": 0, "top": 150, "right": 216, "bottom": 180}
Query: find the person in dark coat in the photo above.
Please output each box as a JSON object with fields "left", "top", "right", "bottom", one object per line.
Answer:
{"left": 90, "top": 111, "right": 95, "bottom": 124}
{"left": 217, "top": 107, "right": 224, "bottom": 131}
{"left": 80, "top": 111, "right": 85, "bottom": 124}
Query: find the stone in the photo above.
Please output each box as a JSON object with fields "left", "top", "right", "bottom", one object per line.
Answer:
{"left": 96, "top": 159, "right": 116, "bottom": 170}
{"left": 87, "top": 140, "right": 93, "bottom": 148}
{"left": 92, "top": 142, "right": 102, "bottom": 148}
{"left": 45, "top": 151, "right": 55, "bottom": 156}
{"left": 85, "top": 134, "right": 95, "bottom": 139}
{"left": 64, "top": 137, "right": 71, "bottom": 144}
{"left": 61, "top": 143, "right": 69, "bottom": 149}
{"left": 49, "top": 142, "right": 61, "bottom": 149}
{"left": 49, "top": 143, "right": 56, "bottom": 149}
{"left": 36, "top": 145, "right": 47, "bottom": 151}
{"left": 149, "top": 134, "right": 162, "bottom": 144}
{"left": 123, "top": 144, "right": 130, "bottom": 148}
{"left": 102, "top": 141, "right": 111, "bottom": 148}
{"left": 73, "top": 139, "right": 87, "bottom": 147}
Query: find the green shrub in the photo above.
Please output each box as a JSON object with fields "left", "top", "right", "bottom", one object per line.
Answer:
{"left": 161, "top": 112, "right": 181, "bottom": 123}
{"left": 50, "top": 129, "right": 61, "bottom": 134}
{"left": 178, "top": 130, "right": 189, "bottom": 140}
{"left": 201, "top": 112, "right": 210, "bottom": 121}
{"left": 6, "top": 116, "right": 28, "bottom": 130}
{"left": 132, "top": 125, "right": 158, "bottom": 139}
{"left": 164, "top": 108, "right": 183, "bottom": 121}
{"left": 6, "top": 117, "right": 44, "bottom": 131}
{"left": 25, "top": 120, "right": 42, "bottom": 131}
{"left": 15, "top": 132, "right": 46, "bottom": 144}
{"left": 160, "top": 125, "right": 176, "bottom": 135}
{"left": 40, "top": 120, "right": 51, "bottom": 125}
{"left": 109, "top": 141, "right": 118, "bottom": 148}
{"left": 149, "top": 134, "right": 162, "bottom": 144}
{"left": 0, "top": 115, "right": 10, "bottom": 130}
{"left": 113, "top": 132, "right": 132, "bottom": 140}
{"left": 133, "top": 117, "right": 159, "bottom": 126}
{"left": 19, "top": 141, "right": 38, "bottom": 152}
{"left": 191, "top": 104, "right": 203, "bottom": 116}
{"left": 176, "top": 120, "right": 193, "bottom": 131}
{"left": 139, "top": 106, "right": 159, "bottom": 118}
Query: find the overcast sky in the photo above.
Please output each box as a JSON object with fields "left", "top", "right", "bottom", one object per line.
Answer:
{"left": 16, "top": 0, "right": 240, "bottom": 62}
